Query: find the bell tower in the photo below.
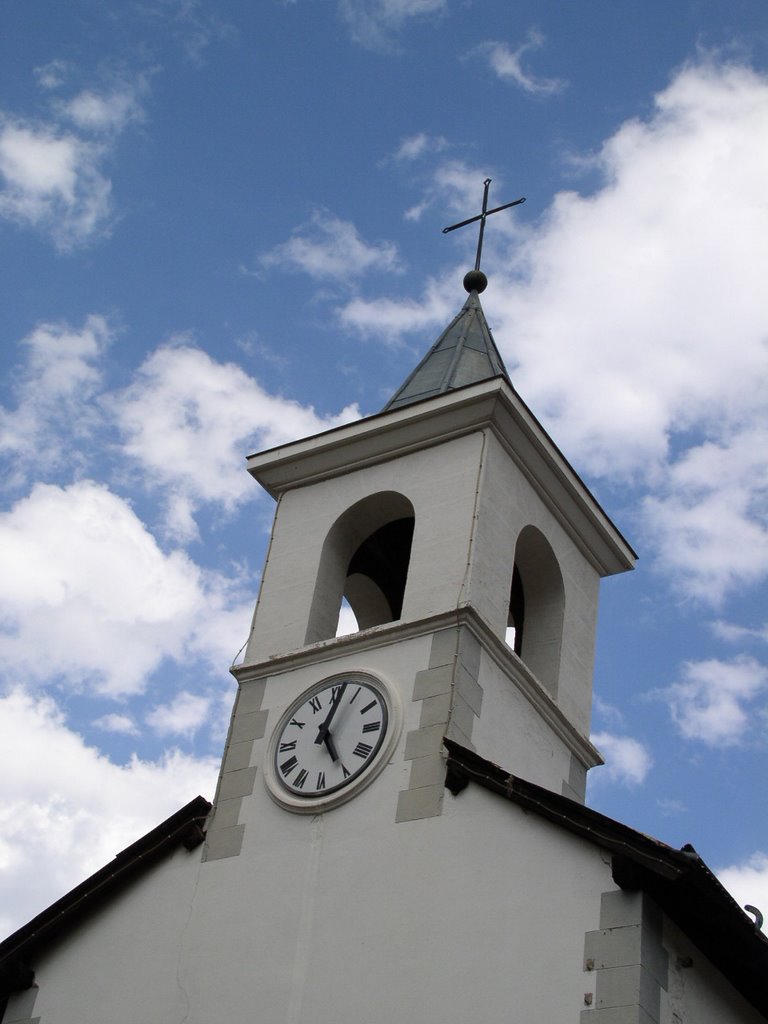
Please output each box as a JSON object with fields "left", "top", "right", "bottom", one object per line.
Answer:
{"left": 205, "top": 262, "right": 635, "bottom": 864}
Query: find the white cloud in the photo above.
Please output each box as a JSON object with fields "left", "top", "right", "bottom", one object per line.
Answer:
{"left": 340, "top": 274, "right": 455, "bottom": 342}
{"left": 660, "top": 656, "right": 768, "bottom": 746}
{"left": 146, "top": 691, "right": 212, "bottom": 738}
{"left": 393, "top": 132, "right": 448, "bottom": 162}
{"left": 712, "top": 620, "right": 768, "bottom": 644}
{"left": 591, "top": 732, "right": 653, "bottom": 786}
{"left": 474, "top": 31, "right": 566, "bottom": 96}
{"left": 92, "top": 713, "right": 140, "bottom": 736}
{"left": 1, "top": 315, "right": 360, "bottom": 539}
{"left": 261, "top": 210, "right": 400, "bottom": 281}
{"left": 114, "top": 344, "right": 359, "bottom": 520}
{"left": 338, "top": 0, "right": 447, "bottom": 51}
{"left": 0, "top": 480, "right": 252, "bottom": 697}
{"left": 496, "top": 62, "right": 767, "bottom": 473}
{"left": 34, "top": 59, "right": 70, "bottom": 90}
{"left": 718, "top": 852, "right": 768, "bottom": 934}
{"left": 0, "top": 688, "right": 217, "bottom": 936}
{"left": 399, "top": 155, "right": 522, "bottom": 241}
{"left": 592, "top": 695, "right": 626, "bottom": 729}
{"left": 643, "top": 428, "right": 768, "bottom": 604}
{"left": 0, "top": 70, "right": 147, "bottom": 248}
{"left": 60, "top": 86, "right": 143, "bottom": 134}
{"left": 0, "top": 314, "right": 111, "bottom": 481}
{"left": 0, "top": 117, "right": 112, "bottom": 249}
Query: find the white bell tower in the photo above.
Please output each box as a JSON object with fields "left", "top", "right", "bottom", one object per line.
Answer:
{"left": 204, "top": 277, "right": 635, "bottom": 866}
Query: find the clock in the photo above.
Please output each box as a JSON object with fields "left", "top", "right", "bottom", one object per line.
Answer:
{"left": 263, "top": 673, "right": 402, "bottom": 812}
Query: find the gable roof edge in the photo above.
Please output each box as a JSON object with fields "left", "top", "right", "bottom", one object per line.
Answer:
{"left": 443, "top": 739, "right": 768, "bottom": 1018}
{"left": 0, "top": 795, "right": 211, "bottom": 1001}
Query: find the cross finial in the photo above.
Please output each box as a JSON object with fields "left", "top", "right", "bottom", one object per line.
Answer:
{"left": 442, "top": 178, "right": 525, "bottom": 292}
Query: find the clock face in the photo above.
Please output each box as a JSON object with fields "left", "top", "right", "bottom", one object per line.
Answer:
{"left": 274, "top": 679, "right": 388, "bottom": 797}
{"left": 263, "top": 673, "right": 402, "bottom": 811}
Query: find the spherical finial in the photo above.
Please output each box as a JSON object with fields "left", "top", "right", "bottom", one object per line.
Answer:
{"left": 463, "top": 269, "right": 488, "bottom": 294}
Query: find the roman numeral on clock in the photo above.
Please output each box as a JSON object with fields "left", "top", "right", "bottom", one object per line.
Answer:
{"left": 280, "top": 755, "right": 298, "bottom": 777}
{"left": 294, "top": 769, "right": 308, "bottom": 789}
{"left": 309, "top": 696, "right": 322, "bottom": 713}
{"left": 362, "top": 721, "right": 380, "bottom": 733}
{"left": 316, "top": 771, "right": 326, "bottom": 790}
{"left": 353, "top": 742, "right": 373, "bottom": 759}
{"left": 359, "top": 700, "right": 377, "bottom": 715}
{"left": 289, "top": 718, "right": 305, "bottom": 729}
{"left": 279, "top": 740, "right": 297, "bottom": 751}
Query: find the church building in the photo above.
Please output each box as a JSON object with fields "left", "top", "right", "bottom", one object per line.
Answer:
{"left": 1, "top": 252, "right": 766, "bottom": 1022}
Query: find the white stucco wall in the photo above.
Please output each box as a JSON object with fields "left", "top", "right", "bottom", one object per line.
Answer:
{"left": 9, "top": 740, "right": 763, "bottom": 1024}
{"left": 245, "top": 432, "right": 484, "bottom": 661}
{"left": 13, "top": 784, "right": 616, "bottom": 1024}
{"left": 471, "top": 432, "right": 602, "bottom": 734}
{"left": 661, "top": 918, "right": 766, "bottom": 1024}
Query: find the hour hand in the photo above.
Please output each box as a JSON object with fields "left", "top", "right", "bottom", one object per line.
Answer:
{"left": 323, "top": 731, "right": 340, "bottom": 762}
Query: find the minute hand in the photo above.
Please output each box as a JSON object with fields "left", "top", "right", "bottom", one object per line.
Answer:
{"left": 314, "top": 683, "right": 347, "bottom": 747}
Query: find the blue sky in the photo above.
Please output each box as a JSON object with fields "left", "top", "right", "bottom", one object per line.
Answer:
{"left": 1, "top": 0, "right": 767, "bottom": 936}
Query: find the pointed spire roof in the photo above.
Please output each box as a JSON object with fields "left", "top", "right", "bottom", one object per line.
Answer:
{"left": 383, "top": 285, "right": 511, "bottom": 412}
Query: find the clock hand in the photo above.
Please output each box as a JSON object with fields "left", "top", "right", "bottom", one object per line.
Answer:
{"left": 314, "top": 683, "right": 347, "bottom": 748}
{"left": 323, "top": 731, "right": 340, "bottom": 763}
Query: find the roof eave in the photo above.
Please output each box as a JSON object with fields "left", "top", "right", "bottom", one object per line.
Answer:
{"left": 444, "top": 740, "right": 768, "bottom": 1018}
{"left": 0, "top": 795, "right": 211, "bottom": 1000}
{"left": 247, "top": 377, "right": 635, "bottom": 577}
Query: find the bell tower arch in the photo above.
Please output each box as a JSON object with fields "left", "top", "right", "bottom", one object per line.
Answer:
{"left": 507, "top": 524, "right": 565, "bottom": 698}
{"left": 306, "top": 491, "right": 415, "bottom": 643}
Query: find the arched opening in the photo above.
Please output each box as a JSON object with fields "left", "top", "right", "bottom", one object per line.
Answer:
{"left": 306, "top": 492, "right": 415, "bottom": 644}
{"left": 506, "top": 525, "right": 564, "bottom": 696}
{"left": 345, "top": 517, "right": 414, "bottom": 628}
{"left": 505, "top": 564, "right": 525, "bottom": 655}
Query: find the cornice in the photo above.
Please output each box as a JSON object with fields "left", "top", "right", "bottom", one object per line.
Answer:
{"left": 245, "top": 378, "right": 635, "bottom": 577}
{"left": 231, "top": 605, "right": 602, "bottom": 770}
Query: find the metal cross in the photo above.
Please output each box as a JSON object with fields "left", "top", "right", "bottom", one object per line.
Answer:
{"left": 442, "top": 178, "right": 525, "bottom": 272}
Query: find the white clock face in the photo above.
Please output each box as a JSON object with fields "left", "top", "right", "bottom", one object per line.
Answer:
{"left": 275, "top": 679, "right": 388, "bottom": 796}
{"left": 263, "top": 673, "right": 402, "bottom": 812}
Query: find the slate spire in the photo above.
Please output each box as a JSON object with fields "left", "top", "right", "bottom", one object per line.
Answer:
{"left": 384, "top": 178, "right": 525, "bottom": 412}
{"left": 382, "top": 283, "right": 511, "bottom": 412}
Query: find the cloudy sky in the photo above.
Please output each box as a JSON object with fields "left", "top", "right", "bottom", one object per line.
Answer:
{"left": 1, "top": 0, "right": 767, "bottom": 937}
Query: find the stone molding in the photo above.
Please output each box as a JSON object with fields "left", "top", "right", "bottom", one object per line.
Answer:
{"left": 233, "top": 605, "right": 600, "bottom": 772}
{"left": 395, "top": 626, "right": 483, "bottom": 823}
{"left": 2, "top": 982, "right": 39, "bottom": 1023}
{"left": 203, "top": 679, "right": 267, "bottom": 863}
{"left": 582, "top": 890, "right": 668, "bottom": 1023}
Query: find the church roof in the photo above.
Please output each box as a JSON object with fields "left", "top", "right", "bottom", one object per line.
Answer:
{"left": 382, "top": 289, "right": 511, "bottom": 412}
{"left": 0, "top": 795, "right": 211, "bottom": 1001}
{"left": 444, "top": 740, "right": 768, "bottom": 1019}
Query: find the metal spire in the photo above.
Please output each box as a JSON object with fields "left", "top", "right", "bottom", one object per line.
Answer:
{"left": 443, "top": 178, "right": 525, "bottom": 293}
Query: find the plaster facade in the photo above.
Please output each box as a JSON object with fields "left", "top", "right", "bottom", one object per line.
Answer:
{"left": 7, "top": 781, "right": 762, "bottom": 1024}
